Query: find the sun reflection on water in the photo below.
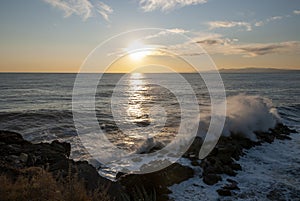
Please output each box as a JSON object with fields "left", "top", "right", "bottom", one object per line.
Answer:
{"left": 126, "top": 73, "right": 149, "bottom": 123}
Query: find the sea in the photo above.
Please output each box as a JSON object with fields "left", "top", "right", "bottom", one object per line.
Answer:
{"left": 0, "top": 72, "right": 299, "bottom": 200}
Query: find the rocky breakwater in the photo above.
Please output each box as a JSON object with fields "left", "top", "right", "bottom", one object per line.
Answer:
{"left": 0, "top": 122, "right": 296, "bottom": 200}
{"left": 0, "top": 130, "right": 121, "bottom": 200}
{"left": 184, "top": 123, "right": 297, "bottom": 196}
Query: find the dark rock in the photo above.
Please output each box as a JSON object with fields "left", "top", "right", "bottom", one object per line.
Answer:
{"left": 0, "top": 130, "right": 30, "bottom": 145}
{"left": 217, "top": 188, "right": 232, "bottom": 196}
{"left": 255, "top": 131, "right": 275, "bottom": 143}
{"left": 184, "top": 136, "right": 203, "bottom": 158}
{"left": 231, "top": 163, "right": 242, "bottom": 171}
{"left": 119, "top": 162, "right": 194, "bottom": 200}
{"left": 266, "top": 182, "right": 300, "bottom": 201}
{"left": 203, "top": 173, "right": 222, "bottom": 185}
{"left": 222, "top": 165, "right": 237, "bottom": 176}
{"left": 223, "top": 179, "right": 239, "bottom": 190}
{"left": 19, "top": 153, "right": 28, "bottom": 163}
{"left": 256, "top": 123, "right": 295, "bottom": 143}
{"left": 51, "top": 140, "right": 71, "bottom": 157}
{"left": 0, "top": 130, "right": 122, "bottom": 201}
{"left": 191, "top": 159, "right": 200, "bottom": 166}
{"left": 226, "top": 178, "right": 237, "bottom": 184}
{"left": 276, "top": 135, "right": 292, "bottom": 140}
{"left": 198, "top": 123, "right": 296, "bottom": 189}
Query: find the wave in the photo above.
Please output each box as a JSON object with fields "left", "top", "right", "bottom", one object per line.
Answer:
{"left": 198, "top": 94, "right": 280, "bottom": 141}
{"left": 135, "top": 137, "right": 165, "bottom": 154}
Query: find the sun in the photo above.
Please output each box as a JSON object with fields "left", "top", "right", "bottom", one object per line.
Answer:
{"left": 125, "top": 40, "right": 151, "bottom": 61}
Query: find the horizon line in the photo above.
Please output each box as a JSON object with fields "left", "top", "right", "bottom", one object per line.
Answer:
{"left": 0, "top": 67, "right": 300, "bottom": 74}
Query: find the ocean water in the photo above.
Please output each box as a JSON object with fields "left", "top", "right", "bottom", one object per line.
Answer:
{"left": 0, "top": 72, "right": 299, "bottom": 199}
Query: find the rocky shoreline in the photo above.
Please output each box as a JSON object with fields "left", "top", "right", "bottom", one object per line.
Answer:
{"left": 183, "top": 123, "right": 296, "bottom": 196}
{"left": 0, "top": 123, "right": 296, "bottom": 200}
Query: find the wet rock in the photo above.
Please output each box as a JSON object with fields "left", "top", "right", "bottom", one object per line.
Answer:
{"left": 191, "top": 159, "right": 200, "bottom": 166}
{"left": 266, "top": 182, "right": 300, "bottom": 201}
{"left": 231, "top": 163, "right": 242, "bottom": 171}
{"left": 224, "top": 179, "right": 239, "bottom": 190}
{"left": 51, "top": 140, "right": 71, "bottom": 157}
{"left": 226, "top": 178, "right": 237, "bottom": 183}
{"left": 0, "top": 130, "right": 122, "bottom": 201}
{"left": 198, "top": 123, "right": 296, "bottom": 190}
{"left": 202, "top": 173, "right": 222, "bottom": 185}
{"left": 217, "top": 188, "right": 232, "bottom": 196}
{"left": 183, "top": 136, "right": 203, "bottom": 158}
{"left": 222, "top": 165, "right": 237, "bottom": 176}
{"left": 256, "top": 123, "right": 295, "bottom": 143}
{"left": 276, "top": 134, "right": 292, "bottom": 140}
{"left": 0, "top": 130, "right": 30, "bottom": 145}
{"left": 19, "top": 153, "right": 28, "bottom": 163}
{"left": 119, "top": 162, "right": 194, "bottom": 201}
{"left": 6, "top": 155, "right": 20, "bottom": 164}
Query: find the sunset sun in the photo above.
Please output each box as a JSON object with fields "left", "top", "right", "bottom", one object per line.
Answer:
{"left": 125, "top": 40, "right": 151, "bottom": 61}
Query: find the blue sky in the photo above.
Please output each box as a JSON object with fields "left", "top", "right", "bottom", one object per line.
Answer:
{"left": 0, "top": 0, "right": 300, "bottom": 72}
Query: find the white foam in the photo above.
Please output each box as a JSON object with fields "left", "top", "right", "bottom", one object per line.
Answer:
{"left": 198, "top": 94, "right": 280, "bottom": 141}
{"left": 227, "top": 132, "right": 300, "bottom": 200}
{"left": 169, "top": 130, "right": 300, "bottom": 200}
{"left": 135, "top": 137, "right": 164, "bottom": 154}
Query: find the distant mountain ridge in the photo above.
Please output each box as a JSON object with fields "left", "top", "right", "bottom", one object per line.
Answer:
{"left": 217, "top": 67, "right": 300, "bottom": 73}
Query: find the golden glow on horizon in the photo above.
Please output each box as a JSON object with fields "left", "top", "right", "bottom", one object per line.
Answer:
{"left": 1, "top": 41, "right": 299, "bottom": 72}
{"left": 106, "top": 52, "right": 198, "bottom": 73}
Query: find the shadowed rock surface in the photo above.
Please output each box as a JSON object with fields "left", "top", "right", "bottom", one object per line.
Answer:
{"left": 0, "top": 130, "right": 122, "bottom": 200}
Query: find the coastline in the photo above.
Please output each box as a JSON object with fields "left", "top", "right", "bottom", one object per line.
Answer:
{"left": 0, "top": 123, "right": 297, "bottom": 200}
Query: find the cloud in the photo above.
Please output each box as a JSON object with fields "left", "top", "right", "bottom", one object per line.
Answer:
{"left": 162, "top": 33, "right": 224, "bottom": 56}
{"left": 96, "top": 2, "right": 113, "bottom": 21}
{"left": 255, "top": 13, "right": 294, "bottom": 27}
{"left": 144, "top": 28, "right": 189, "bottom": 40}
{"left": 266, "top": 15, "right": 283, "bottom": 22}
{"left": 294, "top": 10, "right": 300, "bottom": 15}
{"left": 254, "top": 21, "right": 264, "bottom": 27}
{"left": 207, "top": 21, "right": 252, "bottom": 31}
{"left": 237, "top": 41, "right": 300, "bottom": 57}
{"left": 167, "top": 28, "right": 189, "bottom": 34}
{"left": 215, "top": 13, "right": 292, "bottom": 30}
{"left": 167, "top": 32, "right": 300, "bottom": 57}
{"left": 197, "top": 37, "right": 300, "bottom": 57}
{"left": 254, "top": 16, "right": 283, "bottom": 27}
{"left": 138, "top": 0, "right": 207, "bottom": 12}
{"left": 194, "top": 33, "right": 228, "bottom": 45}
{"left": 44, "top": 0, "right": 113, "bottom": 21}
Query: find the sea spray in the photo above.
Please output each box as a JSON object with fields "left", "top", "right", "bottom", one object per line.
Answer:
{"left": 198, "top": 94, "right": 280, "bottom": 141}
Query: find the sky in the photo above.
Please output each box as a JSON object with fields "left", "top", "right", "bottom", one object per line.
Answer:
{"left": 0, "top": 0, "right": 300, "bottom": 72}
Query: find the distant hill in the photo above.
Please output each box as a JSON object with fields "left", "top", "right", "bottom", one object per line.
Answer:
{"left": 217, "top": 67, "right": 300, "bottom": 73}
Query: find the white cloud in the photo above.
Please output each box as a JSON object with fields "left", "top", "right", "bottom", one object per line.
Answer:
{"left": 44, "top": 0, "right": 113, "bottom": 21}
{"left": 139, "top": 0, "right": 207, "bottom": 12}
{"left": 213, "top": 14, "right": 287, "bottom": 30}
{"left": 144, "top": 28, "right": 189, "bottom": 40}
{"left": 255, "top": 21, "right": 264, "bottom": 27}
{"left": 266, "top": 15, "right": 283, "bottom": 22}
{"left": 294, "top": 10, "right": 300, "bottom": 15}
{"left": 96, "top": 2, "right": 113, "bottom": 21}
{"left": 208, "top": 21, "right": 252, "bottom": 31}
{"left": 255, "top": 14, "right": 288, "bottom": 27}
{"left": 167, "top": 28, "right": 189, "bottom": 34}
